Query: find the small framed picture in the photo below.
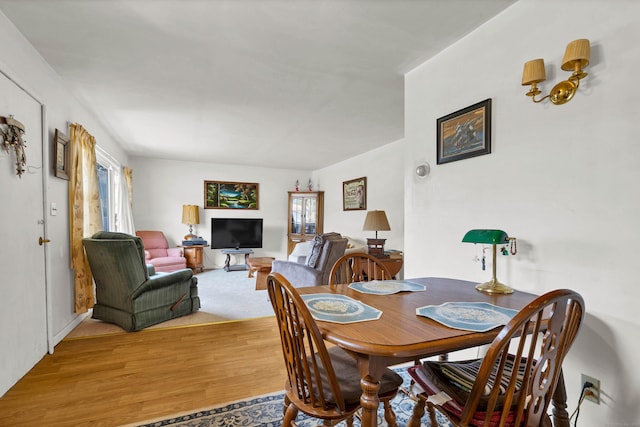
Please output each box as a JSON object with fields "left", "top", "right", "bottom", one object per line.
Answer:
{"left": 342, "top": 177, "right": 366, "bottom": 211}
{"left": 437, "top": 98, "right": 491, "bottom": 165}
{"left": 54, "top": 129, "right": 70, "bottom": 180}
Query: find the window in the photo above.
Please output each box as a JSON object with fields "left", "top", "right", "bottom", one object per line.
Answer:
{"left": 96, "top": 147, "right": 122, "bottom": 232}
{"left": 96, "top": 163, "right": 111, "bottom": 231}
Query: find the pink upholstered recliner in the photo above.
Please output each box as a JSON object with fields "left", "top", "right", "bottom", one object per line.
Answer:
{"left": 135, "top": 230, "right": 187, "bottom": 273}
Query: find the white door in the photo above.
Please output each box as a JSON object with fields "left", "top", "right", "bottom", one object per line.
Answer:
{"left": 0, "top": 71, "right": 47, "bottom": 396}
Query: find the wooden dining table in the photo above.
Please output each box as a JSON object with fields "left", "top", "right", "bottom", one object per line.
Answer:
{"left": 296, "top": 277, "right": 570, "bottom": 427}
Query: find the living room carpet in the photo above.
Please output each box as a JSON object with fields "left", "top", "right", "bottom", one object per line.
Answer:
{"left": 66, "top": 268, "right": 275, "bottom": 339}
{"left": 124, "top": 367, "right": 453, "bottom": 427}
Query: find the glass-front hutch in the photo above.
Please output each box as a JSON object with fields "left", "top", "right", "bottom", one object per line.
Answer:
{"left": 287, "top": 191, "right": 324, "bottom": 255}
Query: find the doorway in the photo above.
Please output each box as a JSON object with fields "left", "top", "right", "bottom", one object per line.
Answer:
{"left": 0, "top": 70, "right": 48, "bottom": 396}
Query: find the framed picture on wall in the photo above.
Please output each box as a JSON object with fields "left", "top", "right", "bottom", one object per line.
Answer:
{"left": 342, "top": 177, "right": 366, "bottom": 211}
{"left": 204, "top": 180, "right": 259, "bottom": 209}
{"left": 436, "top": 98, "right": 491, "bottom": 165}
{"left": 53, "top": 128, "right": 70, "bottom": 180}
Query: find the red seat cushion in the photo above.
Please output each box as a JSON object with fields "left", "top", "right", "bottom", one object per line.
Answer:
{"left": 408, "top": 359, "right": 522, "bottom": 427}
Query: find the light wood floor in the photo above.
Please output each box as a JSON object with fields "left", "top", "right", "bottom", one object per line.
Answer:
{"left": 0, "top": 316, "right": 286, "bottom": 427}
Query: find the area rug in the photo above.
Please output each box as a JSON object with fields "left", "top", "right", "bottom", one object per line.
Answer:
{"left": 125, "top": 368, "right": 452, "bottom": 427}
{"left": 66, "top": 268, "right": 275, "bottom": 339}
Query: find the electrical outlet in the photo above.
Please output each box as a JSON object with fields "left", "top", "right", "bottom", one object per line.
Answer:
{"left": 581, "top": 374, "right": 600, "bottom": 404}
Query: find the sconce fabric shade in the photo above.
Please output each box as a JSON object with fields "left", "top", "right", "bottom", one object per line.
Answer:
{"left": 363, "top": 210, "right": 391, "bottom": 232}
{"left": 522, "top": 58, "right": 546, "bottom": 85}
{"left": 462, "top": 229, "right": 508, "bottom": 245}
{"left": 181, "top": 205, "right": 200, "bottom": 225}
{"left": 561, "top": 39, "right": 590, "bottom": 71}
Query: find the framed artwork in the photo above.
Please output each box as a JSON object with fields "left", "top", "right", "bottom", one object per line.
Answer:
{"left": 204, "top": 180, "right": 259, "bottom": 209}
{"left": 342, "top": 177, "right": 367, "bottom": 211}
{"left": 54, "top": 128, "right": 70, "bottom": 180}
{"left": 436, "top": 98, "right": 491, "bottom": 165}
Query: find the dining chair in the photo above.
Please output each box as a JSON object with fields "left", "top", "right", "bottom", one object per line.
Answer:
{"left": 328, "top": 252, "right": 392, "bottom": 286}
{"left": 266, "top": 272, "right": 404, "bottom": 427}
{"left": 405, "top": 288, "right": 585, "bottom": 427}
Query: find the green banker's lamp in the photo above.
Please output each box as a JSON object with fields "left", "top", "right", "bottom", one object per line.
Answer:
{"left": 462, "top": 229, "right": 512, "bottom": 294}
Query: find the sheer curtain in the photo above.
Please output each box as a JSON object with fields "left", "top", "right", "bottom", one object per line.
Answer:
{"left": 117, "top": 166, "right": 135, "bottom": 235}
{"left": 68, "top": 123, "right": 103, "bottom": 314}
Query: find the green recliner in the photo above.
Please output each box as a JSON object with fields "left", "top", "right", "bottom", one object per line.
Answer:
{"left": 82, "top": 231, "right": 200, "bottom": 331}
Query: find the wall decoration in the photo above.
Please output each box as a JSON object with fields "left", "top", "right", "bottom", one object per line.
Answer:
{"left": 342, "top": 177, "right": 367, "bottom": 211}
{"left": 436, "top": 98, "right": 491, "bottom": 165}
{"left": 0, "top": 115, "right": 26, "bottom": 177}
{"left": 204, "top": 180, "right": 259, "bottom": 209}
{"left": 54, "top": 128, "right": 70, "bottom": 180}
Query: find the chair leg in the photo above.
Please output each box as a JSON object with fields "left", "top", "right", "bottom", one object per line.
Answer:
{"left": 426, "top": 401, "right": 439, "bottom": 427}
{"left": 282, "top": 400, "right": 298, "bottom": 427}
{"left": 381, "top": 397, "right": 398, "bottom": 427}
{"left": 406, "top": 395, "right": 426, "bottom": 427}
{"left": 282, "top": 394, "right": 290, "bottom": 418}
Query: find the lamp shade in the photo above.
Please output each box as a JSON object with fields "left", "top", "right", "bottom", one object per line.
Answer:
{"left": 363, "top": 210, "right": 390, "bottom": 231}
{"left": 522, "top": 58, "right": 546, "bottom": 85}
{"left": 462, "top": 229, "right": 508, "bottom": 245}
{"left": 561, "top": 39, "right": 590, "bottom": 71}
{"left": 181, "top": 205, "right": 200, "bottom": 225}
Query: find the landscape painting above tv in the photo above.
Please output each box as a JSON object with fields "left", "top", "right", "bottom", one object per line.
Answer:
{"left": 204, "top": 180, "right": 259, "bottom": 210}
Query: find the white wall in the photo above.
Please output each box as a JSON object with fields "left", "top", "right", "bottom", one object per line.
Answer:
{"left": 314, "top": 139, "right": 405, "bottom": 256}
{"left": 404, "top": 0, "right": 640, "bottom": 424}
{"left": 129, "top": 156, "right": 308, "bottom": 268}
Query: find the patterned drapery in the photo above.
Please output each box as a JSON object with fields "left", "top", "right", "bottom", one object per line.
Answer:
{"left": 123, "top": 166, "right": 133, "bottom": 207}
{"left": 68, "top": 124, "right": 103, "bottom": 313}
{"left": 118, "top": 166, "right": 135, "bottom": 235}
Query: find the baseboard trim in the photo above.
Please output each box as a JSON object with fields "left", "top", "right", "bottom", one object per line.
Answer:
{"left": 53, "top": 312, "right": 90, "bottom": 348}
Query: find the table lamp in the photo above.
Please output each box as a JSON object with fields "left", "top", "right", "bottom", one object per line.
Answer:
{"left": 462, "top": 229, "right": 512, "bottom": 294}
{"left": 182, "top": 205, "right": 200, "bottom": 240}
{"left": 363, "top": 210, "right": 390, "bottom": 258}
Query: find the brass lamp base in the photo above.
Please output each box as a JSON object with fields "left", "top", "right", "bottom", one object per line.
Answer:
{"left": 475, "top": 278, "right": 514, "bottom": 295}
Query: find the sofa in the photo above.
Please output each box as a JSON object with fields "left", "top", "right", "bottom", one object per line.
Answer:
{"left": 272, "top": 232, "right": 348, "bottom": 287}
{"left": 343, "top": 236, "right": 368, "bottom": 255}
{"left": 135, "top": 230, "right": 187, "bottom": 272}
{"left": 288, "top": 235, "right": 366, "bottom": 263}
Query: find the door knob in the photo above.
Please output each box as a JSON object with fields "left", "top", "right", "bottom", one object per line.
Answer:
{"left": 39, "top": 237, "right": 51, "bottom": 246}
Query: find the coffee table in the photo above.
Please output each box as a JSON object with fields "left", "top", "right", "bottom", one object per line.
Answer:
{"left": 247, "top": 257, "right": 275, "bottom": 290}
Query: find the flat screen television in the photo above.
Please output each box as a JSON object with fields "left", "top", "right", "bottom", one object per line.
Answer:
{"left": 211, "top": 218, "right": 263, "bottom": 249}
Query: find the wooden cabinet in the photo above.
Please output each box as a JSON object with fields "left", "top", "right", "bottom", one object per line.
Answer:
{"left": 182, "top": 245, "right": 205, "bottom": 273}
{"left": 287, "top": 191, "right": 324, "bottom": 255}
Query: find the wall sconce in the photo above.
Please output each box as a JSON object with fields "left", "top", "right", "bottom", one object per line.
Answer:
{"left": 521, "top": 39, "right": 590, "bottom": 105}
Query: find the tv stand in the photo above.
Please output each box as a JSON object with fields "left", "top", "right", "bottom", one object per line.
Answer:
{"left": 221, "top": 248, "right": 254, "bottom": 272}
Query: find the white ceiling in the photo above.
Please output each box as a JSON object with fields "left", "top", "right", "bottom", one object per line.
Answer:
{"left": 0, "top": 0, "right": 516, "bottom": 170}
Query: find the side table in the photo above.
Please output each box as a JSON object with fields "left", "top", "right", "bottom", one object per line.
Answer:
{"left": 247, "top": 257, "right": 275, "bottom": 290}
{"left": 220, "top": 248, "right": 254, "bottom": 271}
{"left": 377, "top": 256, "right": 403, "bottom": 279}
{"left": 179, "top": 245, "right": 207, "bottom": 273}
